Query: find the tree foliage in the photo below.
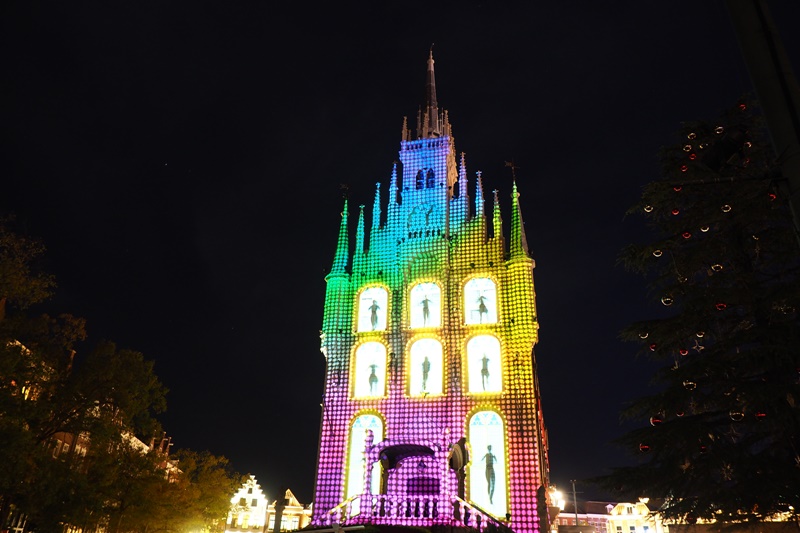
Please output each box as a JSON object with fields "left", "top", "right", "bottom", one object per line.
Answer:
{"left": 0, "top": 218, "right": 240, "bottom": 531}
{"left": 594, "top": 103, "right": 800, "bottom": 523}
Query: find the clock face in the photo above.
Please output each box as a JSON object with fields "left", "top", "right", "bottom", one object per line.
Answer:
{"left": 409, "top": 282, "right": 441, "bottom": 328}
{"left": 464, "top": 277, "right": 498, "bottom": 325}
{"left": 357, "top": 287, "right": 388, "bottom": 332}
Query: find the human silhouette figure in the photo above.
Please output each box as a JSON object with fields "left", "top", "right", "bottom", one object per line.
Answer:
{"left": 482, "top": 445, "right": 497, "bottom": 504}
{"left": 480, "top": 354, "right": 490, "bottom": 391}
{"left": 369, "top": 300, "right": 380, "bottom": 330}
{"left": 477, "top": 295, "right": 489, "bottom": 323}
{"left": 368, "top": 364, "right": 379, "bottom": 395}
{"left": 421, "top": 296, "right": 431, "bottom": 326}
{"left": 421, "top": 356, "right": 431, "bottom": 392}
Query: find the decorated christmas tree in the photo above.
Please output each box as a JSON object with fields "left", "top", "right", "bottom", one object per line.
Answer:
{"left": 595, "top": 102, "right": 800, "bottom": 524}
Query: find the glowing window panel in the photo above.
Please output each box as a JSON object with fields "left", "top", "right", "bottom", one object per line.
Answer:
{"left": 469, "top": 410, "right": 507, "bottom": 517}
{"left": 357, "top": 287, "right": 388, "bottom": 332}
{"left": 346, "top": 414, "right": 384, "bottom": 499}
{"left": 353, "top": 342, "right": 387, "bottom": 398}
{"left": 466, "top": 335, "right": 502, "bottom": 393}
{"left": 409, "top": 282, "right": 441, "bottom": 328}
{"left": 408, "top": 338, "right": 443, "bottom": 396}
{"left": 464, "top": 277, "right": 498, "bottom": 324}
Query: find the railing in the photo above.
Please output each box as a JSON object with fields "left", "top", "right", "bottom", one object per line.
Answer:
{"left": 325, "top": 494, "right": 507, "bottom": 532}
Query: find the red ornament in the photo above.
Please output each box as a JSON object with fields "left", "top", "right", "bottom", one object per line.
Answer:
{"left": 649, "top": 415, "right": 664, "bottom": 426}
{"left": 680, "top": 165, "right": 688, "bottom": 172}
{"left": 672, "top": 209, "right": 680, "bottom": 216}
{"left": 679, "top": 349, "right": 689, "bottom": 356}
{"left": 689, "top": 153, "right": 697, "bottom": 160}
{"left": 739, "top": 103, "right": 747, "bottom": 111}
{"left": 699, "top": 444, "right": 708, "bottom": 454}
{"left": 649, "top": 343, "right": 657, "bottom": 351}
{"left": 639, "top": 443, "right": 650, "bottom": 452}
{"left": 673, "top": 186, "right": 683, "bottom": 192}
{"left": 716, "top": 302, "right": 727, "bottom": 310}
{"left": 769, "top": 192, "right": 777, "bottom": 201}
{"left": 682, "top": 232, "right": 691, "bottom": 239}
{"left": 755, "top": 412, "right": 766, "bottom": 420}
{"left": 676, "top": 410, "right": 685, "bottom": 417}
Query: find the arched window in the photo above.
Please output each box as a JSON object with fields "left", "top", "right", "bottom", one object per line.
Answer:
{"left": 346, "top": 414, "right": 384, "bottom": 498}
{"left": 468, "top": 410, "right": 507, "bottom": 517}
{"left": 409, "top": 282, "right": 441, "bottom": 328}
{"left": 408, "top": 338, "right": 443, "bottom": 396}
{"left": 353, "top": 342, "right": 386, "bottom": 398}
{"left": 415, "top": 169, "right": 425, "bottom": 190}
{"left": 357, "top": 287, "right": 388, "bottom": 332}
{"left": 466, "top": 335, "right": 502, "bottom": 393}
{"left": 425, "top": 168, "right": 435, "bottom": 188}
{"left": 463, "top": 277, "right": 498, "bottom": 325}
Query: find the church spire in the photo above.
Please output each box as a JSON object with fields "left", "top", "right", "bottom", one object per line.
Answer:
{"left": 414, "top": 47, "right": 442, "bottom": 139}
{"left": 329, "top": 199, "right": 349, "bottom": 275}
{"left": 510, "top": 181, "right": 530, "bottom": 259}
{"left": 425, "top": 46, "right": 439, "bottom": 137}
{"left": 353, "top": 205, "right": 366, "bottom": 272}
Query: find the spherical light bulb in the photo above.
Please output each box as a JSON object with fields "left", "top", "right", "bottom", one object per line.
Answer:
{"left": 716, "top": 302, "right": 727, "bottom": 310}
{"left": 639, "top": 443, "right": 650, "bottom": 452}
{"left": 683, "top": 380, "right": 697, "bottom": 390}
{"left": 661, "top": 296, "right": 674, "bottom": 306}
{"left": 721, "top": 204, "right": 732, "bottom": 212}
{"left": 711, "top": 264, "right": 723, "bottom": 272}
{"left": 700, "top": 226, "right": 710, "bottom": 232}
{"left": 652, "top": 249, "right": 663, "bottom": 257}
{"left": 688, "top": 132, "right": 697, "bottom": 140}
{"left": 729, "top": 411, "right": 744, "bottom": 422}
{"left": 672, "top": 209, "right": 680, "bottom": 215}
{"left": 715, "top": 126, "right": 724, "bottom": 134}
{"left": 643, "top": 205, "right": 654, "bottom": 213}
{"left": 639, "top": 332, "right": 649, "bottom": 339}
{"left": 649, "top": 415, "right": 664, "bottom": 426}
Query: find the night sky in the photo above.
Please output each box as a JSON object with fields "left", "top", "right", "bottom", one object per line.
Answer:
{"left": 3, "top": 1, "right": 800, "bottom": 505}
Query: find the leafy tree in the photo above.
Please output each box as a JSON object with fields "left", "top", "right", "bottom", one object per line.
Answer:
{"left": 0, "top": 217, "right": 239, "bottom": 532}
{"left": 594, "top": 103, "right": 800, "bottom": 523}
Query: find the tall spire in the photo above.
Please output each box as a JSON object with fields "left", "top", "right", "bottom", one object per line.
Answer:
{"left": 510, "top": 181, "right": 530, "bottom": 259}
{"left": 353, "top": 205, "right": 366, "bottom": 272}
{"left": 329, "top": 199, "right": 349, "bottom": 275}
{"left": 492, "top": 189, "right": 503, "bottom": 241}
{"left": 371, "top": 182, "right": 382, "bottom": 232}
{"left": 425, "top": 46, "right": 440, "bottom": 138}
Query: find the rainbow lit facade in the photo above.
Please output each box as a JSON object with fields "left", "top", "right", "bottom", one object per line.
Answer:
{"left": 312, "top": 53, "right": 549, "bottom": 533}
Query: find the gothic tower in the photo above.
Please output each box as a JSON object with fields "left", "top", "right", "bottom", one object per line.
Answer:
{"left": 313, "top": 51, "right": 549, "bottom": 533}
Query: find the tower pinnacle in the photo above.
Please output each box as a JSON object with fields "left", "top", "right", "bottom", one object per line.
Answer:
{"left": 426, "top": 46, "right": 439, "bottom": 137}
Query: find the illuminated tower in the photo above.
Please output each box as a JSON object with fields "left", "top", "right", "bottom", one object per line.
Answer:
{"left": 313, "top": 51, "right": 549, "bottom": 533}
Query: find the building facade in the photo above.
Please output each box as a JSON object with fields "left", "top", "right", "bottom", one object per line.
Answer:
{"left": 225, "top": 476, "right": 312, "bottom": 533}
{"left": 312, "top": 52, "right": 550, "bottom": 533}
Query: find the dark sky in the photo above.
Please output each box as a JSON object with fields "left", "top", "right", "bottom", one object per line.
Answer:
{"left": 3, "top": 1, "right": 799, "bottom": 505}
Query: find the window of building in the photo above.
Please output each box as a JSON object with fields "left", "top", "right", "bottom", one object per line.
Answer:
{"left": 251, "top": 498, "right": 258, "bottom": 507}
{"left": 239, "top": 498, "right": 246, "bottom": 506}
{"left": 248, "top": 487, "right": 253, "bottom": 494}
{"left": 408, "top": 338, "right": 443, "bottom": 396}
{"left": 353, "top": 342, "right": 386, "bottom": 398}
{"left": 409, "top": 282, "right": 441, "bottom": 328}
{"left": 464, "top": 277, "right": 498, "bottom": 324}
{"left": 346, "top": 414, "right": 384, "bottom": 499}
{"left": 466, "top": 335, "right": 502, "bottom": 393}
{"left": 415, "top": 169, "right": 425, "bottom": 190}
{"left": 357, "top": 287, "right": 388, "bottom": 332}
{"left": 426, "top": 168, "right": 435, "bottom": 188}
{"left": 468, "top": 410, "right": 506, "bottom": 516}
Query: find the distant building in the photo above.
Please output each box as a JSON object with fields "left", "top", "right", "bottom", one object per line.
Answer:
{"left": 552, "top": 499, "right": 666, "bottom": 533}
{"left": 225, "top": 476, "right": 311, "bottom": 533}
